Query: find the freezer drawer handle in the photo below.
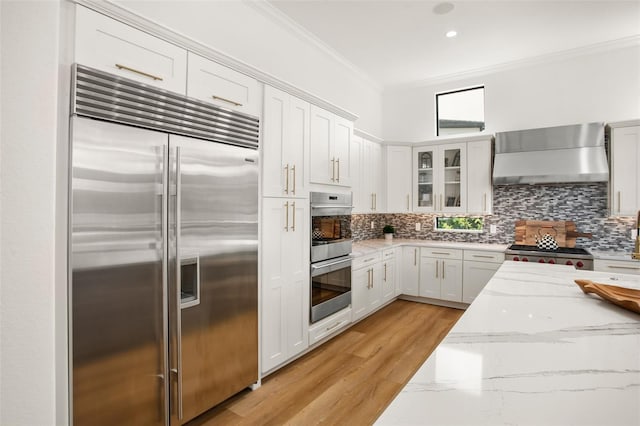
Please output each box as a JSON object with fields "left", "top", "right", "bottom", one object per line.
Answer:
{"left": 115, "top": 63, "right": 163, "bottom": 81}
{"left": 174, "top": 147, "right": 184, "bottom": 420}
{"left": 212, "top": 94, "right": 243, "bottom": 107}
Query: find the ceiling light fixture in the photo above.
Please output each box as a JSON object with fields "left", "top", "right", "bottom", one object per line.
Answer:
{"left": 446, "top": 30, "right": 458, "bottom": 38}
{"left": 433, "top": 2, "right": 455, "bottom": 15}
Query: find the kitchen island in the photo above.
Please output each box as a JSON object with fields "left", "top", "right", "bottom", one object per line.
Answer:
{"left": 376, "top": 261, "right": 640, "bottom": 425}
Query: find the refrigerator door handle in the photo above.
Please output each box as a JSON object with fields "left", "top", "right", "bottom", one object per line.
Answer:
{"left": 174, "top": 146, "right": 184, "bottom": 421}
{"left": 160, "top": 144, "right": 169, "bottom": 423}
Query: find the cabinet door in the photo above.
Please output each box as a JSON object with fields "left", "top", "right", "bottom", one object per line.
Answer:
{"left": 187, "top": 52, "right": 260, "bottom": 116}
{"left": 372, "top": 142, "right": 384, "bottom": 212}
{"left": 466, "top": 140, "right": 492, "bottom": 214}
{"left": 352, "top": 267, "right": 370, "bottom": 322}
{"left": 419, "top": 257, "right": 440, "bottom": 298}
{"left": 285, "top": 200, "right": 310, "bottom": 357}
{"left": 261, "top": 199, "right": 289, "bottom": 371}
{"left": 414, "top": 147, "right": 436, "bottom": 212}
{"left": 262, "top": 86, "right": 290, "bottom": 198}
{"left": 462, "top": 261, "right": 500, "bottom": 304}
{"left": 440, "top": 259, "right": 463, "bottom": 302}
{"left": 75, "top": 5, "right": 187, "bottom": 94}
{"left": 287, "top": 97, "right": 310, "bottom": 198}
{"left": 334, "top": 117, "right": 353, "bottom": 187}
{"left": 381, "top": 258, "right": 395, "bottom": 302}
{"left": 386, "top": 146, "right": 412, "bottom": 213}
{"left": 309, "top": 106, "right": 333, "bottom": 185}
{"left": 369, "top": 263, "right": 383, "bottom": 312}
{"left": 350, "top": 135, "right": 365, "bottom": 212}
{"left": 610, "top": 126, "right": 639, "bottom": 216}
{"left": 362, "top": 140, "right": 375, "bottom": 212}
{"left": 401, "top": 246, "right": 420, "bottom": 296}
{"left": 439, "top": 144, "right": 466, "bottom": 214}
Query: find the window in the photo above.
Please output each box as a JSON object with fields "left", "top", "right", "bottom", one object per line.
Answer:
{"left": 435, "top": 216, "right": 484, "bottom": 232}
{"left": 436, "top": 86, "right": 485, "bottom": 136}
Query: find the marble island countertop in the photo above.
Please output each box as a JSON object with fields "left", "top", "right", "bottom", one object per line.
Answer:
{"left": 352, "top": 239, "right": 509, "bottom": 257}
{"left": 376, "top": 261, "right": 640, "bottom": 426}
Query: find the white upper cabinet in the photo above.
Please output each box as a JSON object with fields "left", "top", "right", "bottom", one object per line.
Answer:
{"left": 386, "top": 146, "right": 412, "bottom": 213}
{"left": 350, "top": 135, "right": 365, "bottom": 212}
{"left": 414, "top": 143, "right": 467, "bottom": 214}
{"left": 75, "top": 5, "right": 187, "bottom": 94}
{"left": 466, "top": 139, "right": 493, "bottom": 215}
{"left": 186, "top": 52, "right": 261, "bottom": 117}
{"left": 310, "top": 106, "right": 353, "bottom": 187}
{"left": 362, "top": 139, "right": 384, "bottom": 212}
{"left": 262, "top": 85, "right": 310, "bottom": 198}
{"left": 609, "top": 124, "right": 640, "bottom": 216}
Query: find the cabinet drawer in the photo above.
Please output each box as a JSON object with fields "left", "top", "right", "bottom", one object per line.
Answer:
{"left": 187, "top": 52, "right": 261, "bottom": 117}
{"left": 353, "top": 252, "right": 382, "bottom": 271}
{"left": 382, "top": 248, "right": 396, "bottom": 260}
{"left": 75, "top": 5, "right": 187, "bottom": 94}
{"left": 308, "top": 308, "right": 351, "bottom": 344}
{"left": 463, "top": 250, "right": 504, "bottom": 263}
{"left": 594, "top": 259, "right": 640, "bottom": 275}
{"left": 420, "top": 247, "right": 463, "bottom": 260}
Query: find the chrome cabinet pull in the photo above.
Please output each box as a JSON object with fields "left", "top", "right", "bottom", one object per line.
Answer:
{"left": 384, "top": 263, "right": 387, "bottom": 282}
{"left": 484, "top": 193, "right": 487, "bottom": 212}
{"left": 331, "top": 157, "right": 336, "bottom": 182}
{"left": 291, "top": 202, "right": 296, "bottom": 231}
{"left": 473, "top": 254, "right": 494, "bottom": 259}
{"left": 442, "top": 260, "right": 445, "bottom": 279}
{"left": 115, "top": 63, "right": 163, "bottom": 81}
{"left": 607, "top": 265, "right": 640, "bottom": 270}
{"left": 617, "top": 191, "right": 621, "bottom": 213}
{"left": 432, "top": 251, "right": 451, "bottom": 256}
{"left": 435, "top": 259, "right": 438, "bottom": 278}
{"left": 291, "top": 164, "right": 296, "bottom": 195}
{"left": 336, "top": 158, "right": 340, "bottom": 182}
{"left": 414, "top": 248, "right": 417, "bottom": 266}
{"left": 406, "top": 194, "right": 410, "bottom": 211}
{"left": 326, "top": 320, "right": 343, "bottom": 332}
{"left": 212, "top": 95, "right": 242, "bottom": 107}
{"left": 374, "top": 193, "right": 377, "bottom": 210}
{"left": 284, "top": 164, "right": 289, "bottom": 194}
{"left": 284, "top": 201, "right": 289, "bottom": 231}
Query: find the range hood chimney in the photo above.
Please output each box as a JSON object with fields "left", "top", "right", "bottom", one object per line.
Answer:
{"left": 492, "top": 122, "right": 608, "bottom": 185}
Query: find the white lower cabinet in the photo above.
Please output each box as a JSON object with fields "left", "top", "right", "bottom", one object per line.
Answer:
{"left": 352, "top": 253, "right": 382, "bottom": 322}
{"left": 381, "top": 249, "right": 397, "bottom": 302}
{"left": 308, "top": 308, "right": 352, "bottom": 345}
{"left": 401, "top": 246, "right": 420, "bottom": 296}
{"left": 419, "top": 248, "right": 463, "bottom": 302}
{"left": 261, "top": 198, "right": 309, "bottom": 373}
{"left": 594, "top": 258, "right": 640, "bottom": 276}
{"left": 462, "top": 250, "right": 504, "bottom": 303}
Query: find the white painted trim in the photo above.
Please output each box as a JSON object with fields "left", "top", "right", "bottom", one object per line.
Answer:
{"left": 386, "top": 132, "right": 494, "bottom": 146}
{"left": 245, "top": 0, "right": 383, "bottom": 92}
{"left": 71, "top": 0, "right": 359, "bottom": 122}
{"left": 607, "top": 119, "right": 640, "bottom": 128}
{"left": 354, "top": 128, "right": 383, "bottom": 143}
{"left": 391, "top": 35, "right": 640, "bottom": 90}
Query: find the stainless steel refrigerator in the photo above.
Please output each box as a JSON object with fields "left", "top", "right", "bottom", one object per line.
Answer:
{"left": 70, "top": 65, "right": 259, "bottom": 425}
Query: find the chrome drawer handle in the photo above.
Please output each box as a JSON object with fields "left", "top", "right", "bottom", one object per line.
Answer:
{"left": 115, "top": 63, "right": 163, "bottom": 81}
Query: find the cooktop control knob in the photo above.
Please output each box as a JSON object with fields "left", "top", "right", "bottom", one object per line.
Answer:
{"left": 576, "top": 261, "right": 584, "bottom": 268}
{"left": 548, "top": 259, "right": 555, "bottom": 264}
{"left": 566, "top": 260, "right": 573, "bottom": 266}
{"left": 513, "top": 256, "right": 519, "bottom": 261}
{"left": 538, "top": 259, "right": 545, "bottom": 263}
{"left": 522, "top": 257, "right": 529, "bottom": 262}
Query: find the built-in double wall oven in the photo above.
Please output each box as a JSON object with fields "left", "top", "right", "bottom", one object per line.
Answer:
{"left": 310, "top": 192, "right": 353, "bottom": 323}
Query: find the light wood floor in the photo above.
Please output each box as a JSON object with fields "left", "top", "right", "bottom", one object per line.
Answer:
{"left": 187, "top": 300, "right": 464, "bottom": 426}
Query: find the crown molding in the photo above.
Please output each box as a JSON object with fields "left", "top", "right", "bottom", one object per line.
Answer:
{"left": 70, "top": 0, "right": 359, "bottom": 121}
{"left": 246, "top": 0, "right": 383, "bottom": 92}
{"left": 389, "top": 35, "right": 640, "bottom": 91}
{"left": 353, "top": 128, "right": 383, "bottom": 143}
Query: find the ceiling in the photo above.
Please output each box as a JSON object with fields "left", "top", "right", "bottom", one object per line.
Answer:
{"left": 267, "top": 1, "right": 640, "bottom": 88}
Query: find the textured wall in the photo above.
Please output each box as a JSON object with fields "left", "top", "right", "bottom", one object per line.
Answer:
{"left": 353, "top": 183, "right": 636, "bottom": 252}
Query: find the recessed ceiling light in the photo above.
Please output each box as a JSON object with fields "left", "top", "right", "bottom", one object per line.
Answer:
{"left": 446, "top": 30, "right": 458, "bottom": 38}
{"left": 433, "top": 2, "right": 455, "bottom": 15}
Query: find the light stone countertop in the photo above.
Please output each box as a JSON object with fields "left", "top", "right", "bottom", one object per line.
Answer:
{"left": 352, "top": 239, "right": 509, "bottom": 257}
{"left": 376, "top": 261, "right": 640, "bottom": 426}
{"left": 591, "top": 250, "right": 640, "bottom": 262}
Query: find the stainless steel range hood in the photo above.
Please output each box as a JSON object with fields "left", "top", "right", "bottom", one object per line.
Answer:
{"left": 493, "top": 122, "right": 608, "bottom": 185}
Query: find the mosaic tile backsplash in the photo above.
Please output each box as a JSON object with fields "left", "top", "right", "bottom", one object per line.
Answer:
{"left": 353, "top": 182, "right": 637, "bottom": 252}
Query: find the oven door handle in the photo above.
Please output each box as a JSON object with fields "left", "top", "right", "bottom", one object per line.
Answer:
{"left": 311, "top": 257, "right": 352, "bottom": 277}
{"left": 311, "top": 204, "right": 354, "bottom": 209}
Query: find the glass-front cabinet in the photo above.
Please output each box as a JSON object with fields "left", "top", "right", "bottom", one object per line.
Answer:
{"left": 413, "top": 143, "right": 466, "bottom": 213}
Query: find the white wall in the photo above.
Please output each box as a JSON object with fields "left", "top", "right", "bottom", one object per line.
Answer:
{"left": 0, "top": 1, "right": 62, "bottom": 425}
{"left": 112, "top": 0, "right": 384, "bottom": 137}
{"left": 383, "top": 44, "right": 640, "bottom": 142}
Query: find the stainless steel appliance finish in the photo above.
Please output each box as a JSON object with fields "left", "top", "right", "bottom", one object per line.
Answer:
{"left": 310, "top": 192, "right": 353, "bottom": 263}
{"left": 309, "top": 192, "right": 353, "bottom": 323}
{"left": 505, "top": 244, "right": 594, "bottom": 270}
{"left": 493, "top": 122, "right": 608, "bottom": 185}
{"left": 310, "top": 255, "right": 352, "bottom": 323}
{"left": 70, "top": 70, "right": 259, "bottom": 425}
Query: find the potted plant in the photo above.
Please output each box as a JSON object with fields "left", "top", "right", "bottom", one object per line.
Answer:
{"left": 383, "top": 224, "right": 395, "bottom": 241}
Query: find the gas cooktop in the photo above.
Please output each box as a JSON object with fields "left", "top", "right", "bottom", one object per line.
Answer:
{"left": 506, "top": 244, "right": 592, "bottom": 257}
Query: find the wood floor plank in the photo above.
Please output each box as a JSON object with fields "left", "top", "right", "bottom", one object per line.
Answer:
{"left": 187, "top": 300, "right": 463, "bottom": 426}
